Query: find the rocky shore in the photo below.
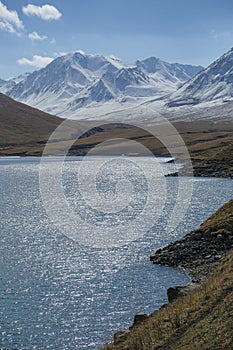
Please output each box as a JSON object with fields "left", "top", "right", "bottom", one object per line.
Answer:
{"left": 151, "top": 199, "right": 233, "bottom": 282}
{"left": 193, "top": 160, "right": 233, "bottom": 178}
{"left": 150, "top": 229, "right": 233, "bottom": 282}
{"left": 103, "top": 250, "right": 233, "bottom": 349}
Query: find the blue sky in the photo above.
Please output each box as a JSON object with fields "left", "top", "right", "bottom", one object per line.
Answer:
{"left": 1, "top": 0, "right": 233, "bottom": 78}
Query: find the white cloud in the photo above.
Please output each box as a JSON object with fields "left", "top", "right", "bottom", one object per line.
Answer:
{"left": 0, "top": 1, "right": 24, "bottom": 34}
{"left": 22, "top": 4, "right": 62, "bottom": 21}
{"left": 28, "top": 31, "right": 47, "bottom": 41}
{"left": 0, "top": 20, "right": 14, "bottom": 32}
{"left": 17, "top": 55, "right": 54, "bottom": 68}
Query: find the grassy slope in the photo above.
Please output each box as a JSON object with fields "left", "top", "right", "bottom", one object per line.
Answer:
{"left": 200, "top": 199, "right": 233, "bottom": 235}
{"left": 191, "top": 143, "right": 233, "bottom": 177}
{"left": 102, "top": 201, "right": 233, "bottom": 350}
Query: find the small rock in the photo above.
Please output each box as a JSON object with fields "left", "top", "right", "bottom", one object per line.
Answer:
{"left": 167, "top": 284, "right": 196, "bottom": 303}
{"left": 214, "top": 255, "right": 222, "bottom": 261}
{"left": 130, "top": 313, "right": 148, "bottom": 328}
{"left": 204, "top": 228, "right": 211, "bottom": 235}
{"left": 205, "top": 255, "right": 212, "bottom": 259}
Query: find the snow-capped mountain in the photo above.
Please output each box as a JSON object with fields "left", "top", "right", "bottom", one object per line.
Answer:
{"left": 1, "top": 52, "right": 202, "bottom": 118}
{"left": 167, "top": 47, "right": 233, "bottom": 107}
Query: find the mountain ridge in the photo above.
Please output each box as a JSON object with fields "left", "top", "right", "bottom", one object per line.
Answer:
{"left": 0, "top": 52, "right": 203, "bottom": 119}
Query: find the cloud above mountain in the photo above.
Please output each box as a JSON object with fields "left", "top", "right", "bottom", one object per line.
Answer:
{"left": 22, "top": 4, "right": 62, "bottom": 21}
{"left": 17, "top": 55, "right": 54, "bottom": 68}
{"left": 0, "top": 1, "right": 24, "bottom": 34}
{"left": 0, "top": 1, "right": 62, "bottom": 73}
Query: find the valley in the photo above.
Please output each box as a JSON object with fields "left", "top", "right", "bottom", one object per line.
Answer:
{"left": 1, "top": 47, "right": 233, "bottom": 178}
{"left": 1, "top": 100, "right": 233, "bottom": 178}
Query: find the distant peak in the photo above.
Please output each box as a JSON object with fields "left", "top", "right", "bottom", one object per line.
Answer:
{"left": 75, "top": 50, "right": 86, "bottom": 56}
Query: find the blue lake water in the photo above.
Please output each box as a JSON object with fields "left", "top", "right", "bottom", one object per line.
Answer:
{"left": 0, "top": 156, "right": 233, "bottom": 350}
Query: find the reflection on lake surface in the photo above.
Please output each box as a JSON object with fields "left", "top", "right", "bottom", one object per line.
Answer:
{"left": 0, "top": 157, "right": 232, "bottom": 349}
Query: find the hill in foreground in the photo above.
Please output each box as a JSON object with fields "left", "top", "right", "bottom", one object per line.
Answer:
{"left": 0, "top": 92, "right": 63, "bottom": 147}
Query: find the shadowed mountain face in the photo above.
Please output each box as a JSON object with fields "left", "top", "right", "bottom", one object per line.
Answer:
{"left": 167, "top": 47, "right": 233, "bottom": 107}
{"left": 0, "top": 52, "right": 203, "bottom": 118}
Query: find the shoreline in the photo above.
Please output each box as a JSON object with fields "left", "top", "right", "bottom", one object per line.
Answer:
{"left": 104, "top": 250, "right": 233, "bottom": 350}
{"left": 102, "top": 199, "right": 233, "bottom": 349}
{"left": 150, "top": 199, "right": 233, "bottom": 293}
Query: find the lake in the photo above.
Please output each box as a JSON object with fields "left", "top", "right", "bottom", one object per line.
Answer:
{"left": 0, "top": 157, "right": 233, "bottom": 349}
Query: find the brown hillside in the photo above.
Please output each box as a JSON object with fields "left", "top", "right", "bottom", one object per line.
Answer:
{"left": 0, "top": 92, "right": 63, "bottom": 146}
